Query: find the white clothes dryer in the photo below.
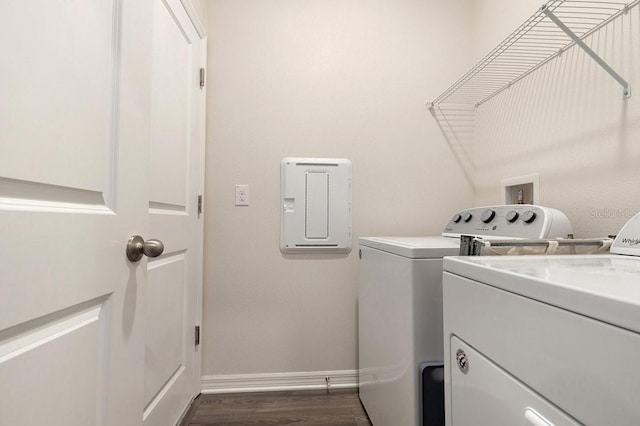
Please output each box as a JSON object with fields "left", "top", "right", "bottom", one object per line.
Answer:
{"left": 442, "top": 212, "right": 640, "bottom": 426}
{"left": 358, "top": 205, "right": 573, "bottom": 426}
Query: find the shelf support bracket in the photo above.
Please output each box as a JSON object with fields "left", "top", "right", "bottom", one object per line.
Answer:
{"left": 541, "top": 5, "right": 631, "bottom": 99}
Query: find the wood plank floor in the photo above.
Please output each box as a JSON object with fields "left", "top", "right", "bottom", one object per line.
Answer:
{"left": 179, "top": 389, "right": 372, "bottom": 426}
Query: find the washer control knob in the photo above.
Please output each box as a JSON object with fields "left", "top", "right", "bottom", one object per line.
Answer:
{"left": 480, "top": 209, "right": 496, "bottom": 223}
{"left": 462, "top": 213, "right": 473, "bottom": 223}
{"left": 522, "top": 210, "right": 537, "bottom": 224}
{"left": 451, "top": 214, "right": 462, "bottom": 223}
{"left": 506, "top": 211, "right": 519, "bottom": 223}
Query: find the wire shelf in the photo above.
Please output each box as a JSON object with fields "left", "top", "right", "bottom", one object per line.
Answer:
{"left": 429, "top": 0, "right": 637, "bottom": 109}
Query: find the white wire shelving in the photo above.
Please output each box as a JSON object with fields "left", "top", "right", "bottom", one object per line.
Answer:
{"left": 429, "top": 0, "right": 638, "bottom": 110}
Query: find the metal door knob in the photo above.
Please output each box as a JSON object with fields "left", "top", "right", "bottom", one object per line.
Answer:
{"left": 126, "top": 235, "right": 164, "bottom": 262}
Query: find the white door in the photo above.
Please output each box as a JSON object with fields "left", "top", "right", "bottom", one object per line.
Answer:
{"left": 0, "top": 0, "right": 204, "bottom": 425}
{"left": 0, "top": 0, "right": 152, "bottom": 424}
{"left": 143, "top": 0, "right": 205, "bottom": 424}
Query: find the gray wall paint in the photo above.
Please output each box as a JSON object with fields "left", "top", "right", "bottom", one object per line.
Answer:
{"left": 202, "top": 0, "right": 639, "bottom": 381}
{"left": 203, "top": 0, "right": 474, "bottom": 376}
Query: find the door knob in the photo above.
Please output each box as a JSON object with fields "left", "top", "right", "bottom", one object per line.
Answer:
{"left": 126, "top": 235, "right": 164, "bottom": 262}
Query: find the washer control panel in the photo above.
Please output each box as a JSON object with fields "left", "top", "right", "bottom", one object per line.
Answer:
{"left": 442, "top": 205, "right": 573, "bottom": 239}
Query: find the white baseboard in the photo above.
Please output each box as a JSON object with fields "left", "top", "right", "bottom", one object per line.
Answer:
{"left": 200, "top": 369, "right": 358, "bottom": 394}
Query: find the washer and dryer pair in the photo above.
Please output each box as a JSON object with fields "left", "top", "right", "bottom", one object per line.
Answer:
{"left": 358, "top": 205, "right": 573, "bottom": 426}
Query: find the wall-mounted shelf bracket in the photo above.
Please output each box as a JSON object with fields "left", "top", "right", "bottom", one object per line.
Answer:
{"left": 540, "top": 4, "right": 631, "bottom": 99}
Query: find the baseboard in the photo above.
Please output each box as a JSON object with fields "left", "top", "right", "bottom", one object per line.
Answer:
{"left": 200, "top": 369, "right": 359, "bottom": 394}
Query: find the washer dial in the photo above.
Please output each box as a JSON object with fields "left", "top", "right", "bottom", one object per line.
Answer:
{"left": 506, "top": 211, "right": 519, "bottom": 223}
{"left": 522, "top": 210, "right": 537, "bottom": 224}
{"left": 481, "top": 209, "right": 496, "bottom": 224}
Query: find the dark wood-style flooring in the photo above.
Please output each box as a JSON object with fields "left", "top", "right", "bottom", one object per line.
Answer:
{"left": 179, "top": 389, "right": 372, "bottom": 426}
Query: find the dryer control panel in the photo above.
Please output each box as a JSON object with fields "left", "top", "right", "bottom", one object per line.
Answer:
{"left": 442, "top": 205, "right": 573, "bottom": 239}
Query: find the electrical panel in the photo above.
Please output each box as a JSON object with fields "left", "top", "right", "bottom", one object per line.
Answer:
{"left": 280, "top": 158, "right": 352, "bottom": 253}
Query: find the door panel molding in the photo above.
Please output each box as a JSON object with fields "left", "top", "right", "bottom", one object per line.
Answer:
{"left": 179, "top": 0, "right": 206, "bottom": 39}
{"left": 149, "top": 201, "right": 187, "bottom": 215}
{"left": 143, "top": 364, "right": 186, "bottom": 420}
{"left": 0, "top": 295, "right": 110, "bottom": 425}
{"left": 0, "top": 0, "right": 124, "bottom": 212}
{"left": 0, "top": 295, "right": 109, "bottom": 363}
{"left": 0, "top": 177, "right": 112, "bottom": 214}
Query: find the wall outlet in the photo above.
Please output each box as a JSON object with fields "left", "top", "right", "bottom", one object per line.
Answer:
{"left": 235, "top": 184, "right": 249, "bottom": 206}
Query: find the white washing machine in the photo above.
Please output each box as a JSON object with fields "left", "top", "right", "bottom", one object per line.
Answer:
{"left": 358, "top": 205, "right": 573, "bottom": 426}
{"left": 442, "top": 212, "right": 640, "bottom": 426}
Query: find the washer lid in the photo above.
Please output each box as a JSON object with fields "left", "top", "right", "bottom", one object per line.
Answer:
{"left": 444, "top": 254, "right": 640, "bottom": 333}
{"left": 358, "top": 236, "right": 460, "bottom": 258}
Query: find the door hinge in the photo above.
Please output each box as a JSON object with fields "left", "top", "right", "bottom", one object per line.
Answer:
{"left": 195, "top": 325, "right": 200, "bottom": 346}
{"left": 197, "top": 194, "right": 203, "bottom": 217}
{"left": 199, "top": 68, "right": 205, "bottom": 89}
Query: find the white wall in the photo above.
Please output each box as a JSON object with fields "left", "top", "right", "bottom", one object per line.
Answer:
{"left": 203, "top": 0, "right": 474, "bottom": 380}
{"left": 472, "top": 1, "right": 640, "bottom": 237}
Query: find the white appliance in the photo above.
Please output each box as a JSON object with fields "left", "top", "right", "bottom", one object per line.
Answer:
{"left": 358, "top": 205, "right": 573, "bottom": 426}
{"left": 442, "top": 212, "right": 640, "bottom": 426}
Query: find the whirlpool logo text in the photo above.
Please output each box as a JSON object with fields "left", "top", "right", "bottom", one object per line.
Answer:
{"left": 621, "top": 238, "right": 640, "bottom": 246}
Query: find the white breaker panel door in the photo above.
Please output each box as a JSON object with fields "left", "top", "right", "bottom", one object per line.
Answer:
{"left": 280, "top": 158, "right": 352, "bottom": 253}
